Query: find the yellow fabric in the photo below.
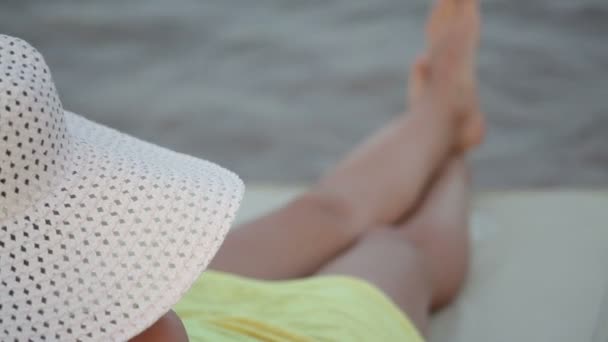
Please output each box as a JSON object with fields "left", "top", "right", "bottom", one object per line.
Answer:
{"left": 174, "top": 271, "right": 424, "bottom": 341}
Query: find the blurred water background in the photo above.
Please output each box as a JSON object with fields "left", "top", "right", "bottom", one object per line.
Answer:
{"left": 2, "top": 0, "right": 607, "bottom": 188}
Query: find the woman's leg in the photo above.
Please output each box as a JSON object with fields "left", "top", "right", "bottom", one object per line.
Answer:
{"left": 210, "top": 0, "right": 482, "bottom": 280}
{"left": 317, "top": 157, "right": 470, "bottom": 335}
{"left": 211, "top": 106, "right": 457, "bottom": 279}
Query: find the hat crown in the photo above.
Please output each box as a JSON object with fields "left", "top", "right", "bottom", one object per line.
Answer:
{"left": 0, "top": 35, "right": 70, "bottom": 221}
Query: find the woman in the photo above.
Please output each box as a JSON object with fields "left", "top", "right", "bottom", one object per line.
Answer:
{"left": 0, "top": 0, "right": 483, "bottom": 340}
{"left": 144, "top": 0, "right": 483, "bottom": 340}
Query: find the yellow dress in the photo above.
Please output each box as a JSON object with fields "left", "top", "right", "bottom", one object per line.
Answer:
{"left": 174, "top": 271, "right": 424, "bottom": 341}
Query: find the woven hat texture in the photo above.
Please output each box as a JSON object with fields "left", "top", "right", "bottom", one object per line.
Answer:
{"left": 0, "top": 34, "right": 244, "bottom": 341}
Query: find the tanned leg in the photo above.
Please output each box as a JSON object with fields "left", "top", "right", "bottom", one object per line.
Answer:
{"left": 210, "top": 87, "right": 459, "bottom": 279}
{"left": 210, "top": 0, "right": 483, "bottom": 280}
{"left": 317, "top": 157, "right": 470, "bottom": 335}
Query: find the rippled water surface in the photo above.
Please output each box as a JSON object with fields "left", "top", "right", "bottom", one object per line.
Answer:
{"left": 3, "top": 0, "right": 607, "bottom": 187}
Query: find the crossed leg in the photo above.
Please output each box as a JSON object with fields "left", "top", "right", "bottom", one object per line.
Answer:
{"left": 317, "top": 157, "right": 470, "bottom": 334}
{"left": 209, "top": 0, "right": 482, "bottom": 336}
{"left": 210, "top": 102, "right": 459, "bottom": 280}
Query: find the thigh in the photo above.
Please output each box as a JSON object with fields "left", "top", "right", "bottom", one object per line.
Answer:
{"left": 316, "top": 228, "right": 432, "bottom": 335}
{"left": 210, "top": 192, "right": 362, "bottom": 280}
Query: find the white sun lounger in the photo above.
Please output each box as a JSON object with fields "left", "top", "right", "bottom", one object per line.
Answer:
{"left": 237, "top": 187, "right": 608, "bottom": 342}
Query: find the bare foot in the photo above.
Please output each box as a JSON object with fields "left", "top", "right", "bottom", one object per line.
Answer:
{"left": 409, "top": 0, "right": 485, "bottom": 151}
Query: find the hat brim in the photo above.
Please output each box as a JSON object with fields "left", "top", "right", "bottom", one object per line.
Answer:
{"left": 2, "top": 111, "right": 244, "bottom": 340}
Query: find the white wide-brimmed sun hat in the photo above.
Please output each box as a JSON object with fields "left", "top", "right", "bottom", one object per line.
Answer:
{"left": 0, "top": 35, "right": 244, "bottom": 341}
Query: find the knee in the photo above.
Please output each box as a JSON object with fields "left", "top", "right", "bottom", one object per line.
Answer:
{"left": 404, "top": 220, "right": 470, "bottom": 310}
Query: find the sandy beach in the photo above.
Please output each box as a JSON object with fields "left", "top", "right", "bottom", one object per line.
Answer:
{"left": 3, "top": 0, "right": 607, "bottom": 188}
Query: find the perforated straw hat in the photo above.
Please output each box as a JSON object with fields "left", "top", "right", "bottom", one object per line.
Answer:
{"left": 0, "top": 35, "right": 244, "bottom": 341}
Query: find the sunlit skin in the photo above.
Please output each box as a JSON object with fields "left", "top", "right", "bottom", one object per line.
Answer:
{"left": 127, "top": 0, "right": 482, "bottom": 339}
